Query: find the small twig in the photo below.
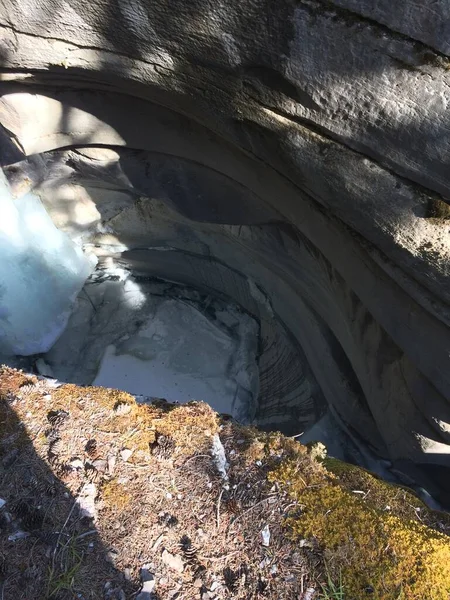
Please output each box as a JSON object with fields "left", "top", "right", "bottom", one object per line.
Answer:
{"left": 152, "top": 533, "right": 166, "bottom": 551}
{"left": 51, "top": 499, "right": 78, "bottom": 569}
{"left": 121, "top": 427, "right": 141, "bottom": 442}
{"left": 407, "top": 503, "right": 424, "bottom": 523}
{"left": 216, "top": 488, "right": 224, "bottom": 530}
{"left": 177, "top": 454, "right": 211, "bottom": 470}
{"left": 147, "top": 476, "right": 172, "bottom": 495}
{"left": 76, "top": 530, "right": 97, "bottom": 540}
{"left": 229, "top": 495, "right": 278, "bottom": 530}
{"left": 200, "top": 550, "right": 241, "bottom": 562}
{"left": 283, "top": 501, "right": 300, "bottom": 514}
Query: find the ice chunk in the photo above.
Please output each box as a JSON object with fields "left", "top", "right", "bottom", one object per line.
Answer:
{"left": 0, "top": 171, "right": 96, "bottom": 355}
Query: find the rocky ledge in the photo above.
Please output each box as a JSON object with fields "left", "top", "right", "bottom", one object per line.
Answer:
{"left": 0, "top": 366, "right": 450, "bottom": 600}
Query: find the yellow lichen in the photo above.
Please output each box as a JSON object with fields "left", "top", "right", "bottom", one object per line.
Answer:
{"left": 148, "top": 400, "right": 219, "bottom": 454}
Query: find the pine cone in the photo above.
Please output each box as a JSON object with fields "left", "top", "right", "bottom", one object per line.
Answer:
{"left": 18, "top": 383, "right": 36, "bottom": 397}
{"left": 179, "top": 534, "right": 199, "bottom": 565}
{"left": 151, "top": 434, "right": 175, "bottom": 459}
{"left": 113, "top": 402, "right": 132, "bottom": 416}
{"left": 57, "top": 463, "right": 76, "bottom": 483}
{"left": 10, "top": 499, "right": 31, "bottom": 518}
{"left": 22, "top": 508, "right": 44, "bottom": 531}
{"left": 25, "top": 472, "right": 41, "bottom": 491}
{"left": 223, "top": 567, "right": 239, "bottom": 591}
{"left": 35, "top": 530, "right": 60, "bottom": 547}
{"left": 48, "top": 452, "right": 59, "bottom": 467}
{"left": 45, "top": 427, "right": 60, "bottom": 443}
{"left": 44, "top": 482, "right": 58, "bottom": 497}
{"left": 85, "top": 439, "right": 98, "bottom": 458}
{"left": 47, "top": 410, "right": 69, "bottom": 428}
{"left": 223, "top": 565, "right": 247, "bottom": 592}
{"left": 85, "top": 462, "right": 100, "bottom": 482}
{"left": 49, "top": 437, "right": 64, "bottom": 455}
{"left": 224, "top": 497, "right": 241, "bottom": 515}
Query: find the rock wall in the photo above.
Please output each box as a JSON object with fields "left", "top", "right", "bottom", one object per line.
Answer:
{"left": 0, "top": 1, "right": 450, "bottom": 502}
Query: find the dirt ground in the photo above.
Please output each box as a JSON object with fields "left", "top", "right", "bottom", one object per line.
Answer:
{"left": 0, "top": 368, "right": 321, "bottom": 600}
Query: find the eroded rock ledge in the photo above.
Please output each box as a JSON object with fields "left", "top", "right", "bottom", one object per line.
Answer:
{"left": 1, "top": 367, "right": 450, "bottom": 599}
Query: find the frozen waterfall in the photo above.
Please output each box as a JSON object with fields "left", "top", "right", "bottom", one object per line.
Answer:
{"left": 0, "top": 172, "right": 96, "bottom": 356}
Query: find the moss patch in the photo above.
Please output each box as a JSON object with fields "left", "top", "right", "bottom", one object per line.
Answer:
{"left": 101, "top": 480, "right": 132, "bottom": 512}
{"left": 270, "top": 456, "right": 450, "bottom": 599}
{"left": 43, "top": 382, "right": 219, "bottom": 457}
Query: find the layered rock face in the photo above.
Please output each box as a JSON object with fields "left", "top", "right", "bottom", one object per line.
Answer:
{"left": 0, "top": 1, "right": 449, "bottom": 502}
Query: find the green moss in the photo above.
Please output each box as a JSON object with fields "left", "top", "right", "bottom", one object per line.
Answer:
{"left": 270, "top": 458, "right": 450, "bottom": 599}
{"left": 325, "top": 458, "right": 450, "bottom": 530}
{"left": 50, "top": 384, "right": 219, "bottom": 455}
{"left": 101, "top": 480, "right": 131, "bottom": 512}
